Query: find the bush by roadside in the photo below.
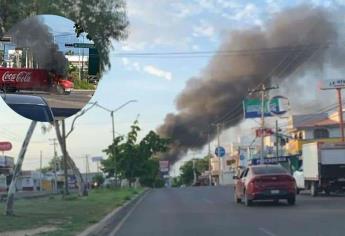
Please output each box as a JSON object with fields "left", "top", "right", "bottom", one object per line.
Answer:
{"left": 0, "top": 188, "right": 143, "bottom": 236}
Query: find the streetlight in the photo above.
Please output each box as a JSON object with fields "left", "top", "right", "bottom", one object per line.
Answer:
{"left": 95, "top": 100, "right": 138, "bottom": 184}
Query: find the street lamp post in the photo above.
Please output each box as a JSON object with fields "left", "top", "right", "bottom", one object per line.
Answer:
{"left": 95, "top": 100, "right": 138, "bottom": 186}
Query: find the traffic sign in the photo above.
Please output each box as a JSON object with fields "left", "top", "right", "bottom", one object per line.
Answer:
{"left": 0, "top": 142, "right": 12, "bottom": 151}
{"left": 65, "top": 43, "right": 95, "bottom": 48}
{"left": 215, "top": 146, "right": 226, "bottom": 157}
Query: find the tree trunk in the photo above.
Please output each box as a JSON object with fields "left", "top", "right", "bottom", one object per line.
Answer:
{"left": 5, "top": 121, "right": 37, "bottom": 216}
{"left": 54, "top": 121, "right": 88, "bottom": 196}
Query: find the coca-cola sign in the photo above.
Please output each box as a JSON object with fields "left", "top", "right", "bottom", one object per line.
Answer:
{"left": 2, "top": 71, "right": 32, "bottom": 82}
{"left": 0, "top": 142, "right": 12, "bottom": 151}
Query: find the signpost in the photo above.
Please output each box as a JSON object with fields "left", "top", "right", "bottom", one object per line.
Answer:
{"left": 215, "top": 146, "right": 226, "bottom": 157}
{"left": 320, "top": 79, "right": 345, "bottom": 142}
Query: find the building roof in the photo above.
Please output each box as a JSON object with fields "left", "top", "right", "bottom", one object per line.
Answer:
{"left": 299, "top": 117, "right": 342, "bottom": 128}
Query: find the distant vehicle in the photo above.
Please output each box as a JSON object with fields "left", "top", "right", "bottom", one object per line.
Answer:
{"left": 0, "top": 67, "right": 73, "bottom": 95}
{"left": 293, "top": 142, "right": 345, "bottom": 196}
{"left": 1, "top": 94, "right": 54, "bottom": 122}
{"left": 234, "top": 164, "right": 296, "bottom": 206}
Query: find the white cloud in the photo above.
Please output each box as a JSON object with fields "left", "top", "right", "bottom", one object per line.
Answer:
{"left": 192, "top": 20, "right": 215, "bottom": 38}
{"left": 120, "top": 58, "right": 172, "bottom": 81}
{"left": 232, "top": 3, "right": 258, "bottom": 21}
{"left": 143, "top": 65, "right": 172, "bottom": 81}
{"left": 121, "top": 57, "right": 141, "bottom": 72}
{"left": 266, "top": 0, "right": 282, "bottom": 14}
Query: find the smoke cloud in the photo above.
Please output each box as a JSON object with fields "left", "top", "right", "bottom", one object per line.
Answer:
{"left": 7, "top": 16, "right": 67, "bottom": 75}
{"left": 158, "top": 5, "right": 345, "bottom": 162}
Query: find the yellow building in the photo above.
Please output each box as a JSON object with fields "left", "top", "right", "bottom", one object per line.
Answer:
{"left": 287, "top": 111, "right": 345, "bottom": 155}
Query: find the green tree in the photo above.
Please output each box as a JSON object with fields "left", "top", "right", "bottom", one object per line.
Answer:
{"left": 179, "top": 156, "right": 210, "bottom": 186}
{"left": 102, "top": 121, "right": 170, "bottom": 187}
{"left": 39, "top": 156, "right": 63, "bottom": 173}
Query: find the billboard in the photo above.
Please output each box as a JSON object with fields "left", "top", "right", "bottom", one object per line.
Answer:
{"left": 243, "top": 98, "right": 280, "bottom": 118}
{"left": 159, "top": 161, "right": 170, "bottom": 173}
{"left": 320, "top": 79, "right": 345, "bottom": 90}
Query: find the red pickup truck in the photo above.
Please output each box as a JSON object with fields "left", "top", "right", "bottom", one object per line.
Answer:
{"left": 0, "top": 67, "right": 74, "bottom": 95}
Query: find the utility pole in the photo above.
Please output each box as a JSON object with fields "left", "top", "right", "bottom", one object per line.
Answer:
{"left": 248, "top": 84, "right": 279, "bottom": 164}
{"left": 215, "top": 123, "right": 222, "bottom": 185}
{"left": 207, "top": 130, "right": 212, "bottom": 186}
{"left": 62, "top": 120, "right": 69, "bottom": 196}
{"left": 337, "top": 88, "right": 345, "bottom": 142}
{"left": 94, "top": 100, "right": 138, "bottom": 187}
{"left": 85, "top": 155, "right": 89, "bottom": 190}
{"left": 192, "top": 158, "right": 196, "bottom": 185}
{"left": 111, "top": 111, "right": 117, "bottom": 185}
{"left": 49, "top": 138, "right": 58, "bottom": 193}
{"left": 40, "top": 151, "right": 43, "bottom": 192}
{"left": 276, "top": 120, "right": 279, "bottom": 158}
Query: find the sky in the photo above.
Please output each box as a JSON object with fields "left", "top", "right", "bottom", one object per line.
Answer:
{"left": 0, "top": 0, "right": 344, "bottom": 175}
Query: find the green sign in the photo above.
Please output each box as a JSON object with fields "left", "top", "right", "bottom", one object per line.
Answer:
{"left": 65, "top": 43, "right": 95, "bottom": 48}
{"left": 73, "top": 43, "right": 95, "bottom": 48}
{"left": 88, "top": 48, "right": 100, "bottom": 76}
{"left": 243, "top": 98, "right": 279, "bottom": 118}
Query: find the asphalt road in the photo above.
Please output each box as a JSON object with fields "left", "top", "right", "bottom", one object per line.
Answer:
{"left": 113, "top": 186, "right": 345, "bottom": 236}
{"left": 20, "top": 90, "right": 94, "bottom": 109}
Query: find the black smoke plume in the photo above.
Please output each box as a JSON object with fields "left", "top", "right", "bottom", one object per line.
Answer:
{"left": 7, "top": 16, "right": 67, "bottom": 75}
{"left": 158, "top": 5, "right": 345, "bottom": 162}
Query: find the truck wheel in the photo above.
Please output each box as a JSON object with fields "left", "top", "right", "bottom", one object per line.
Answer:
{"left": 244, "top": 190, "right": 252, "bottom": 206}
{"left": 311, "top": 182, "right": 318, "bottom": 197}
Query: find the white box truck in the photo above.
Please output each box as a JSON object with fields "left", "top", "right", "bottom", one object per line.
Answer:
{"left": 293, "top": 142, "right": 345, "bottom": 196}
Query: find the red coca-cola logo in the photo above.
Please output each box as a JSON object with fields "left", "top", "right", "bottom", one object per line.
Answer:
{"left": 2, "top": 71, "right": 32, "bottom": 82}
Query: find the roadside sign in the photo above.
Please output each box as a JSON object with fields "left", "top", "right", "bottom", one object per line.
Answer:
{"left": 0, "top": 142, "right": 12, "bottom": 152}
{"left": 320, "top": 79, "right": 345, "bottom": 90}
{"left": 243, "top": 98, "right": 280, "bottom": 118}
{"left": 215, "top": 146, "right": 226, "bottom": 157}
{"left": 269, "top": 95, "right": 289, "bottom": 116}
{"left": 159, "top": 160, "right": 170, "bottom": 173}
{"left": 255, "top": 128, "right": 273, "bottom": 137}
{"left": 65, "top": 43, "right": 95, "bottom": 48}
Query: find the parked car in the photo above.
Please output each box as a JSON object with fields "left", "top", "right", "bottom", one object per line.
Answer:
{"left": 233, "top": 164, "right": 296, "bottom": 206}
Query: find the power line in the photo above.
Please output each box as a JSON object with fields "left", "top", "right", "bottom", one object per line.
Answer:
{"left": 113, "top": 44, "right": 328, "bottom": 58}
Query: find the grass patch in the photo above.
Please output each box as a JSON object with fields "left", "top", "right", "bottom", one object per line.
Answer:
{"left": 73, "top": 79, "right": 95, "bottom": 90}
{"left": 0, "top": 187, "right": 144, "bottom": 236}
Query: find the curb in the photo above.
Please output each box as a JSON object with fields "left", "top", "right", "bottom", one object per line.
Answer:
{"left": 78, "top": 188, "right": 150, "bottom": 236}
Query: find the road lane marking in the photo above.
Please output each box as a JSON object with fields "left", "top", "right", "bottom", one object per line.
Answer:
{"left": 110, "top": 190, "right": 151, "bottom": 236}
{"left": 258, "top": 227, "right": 277, "bottom": 236}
